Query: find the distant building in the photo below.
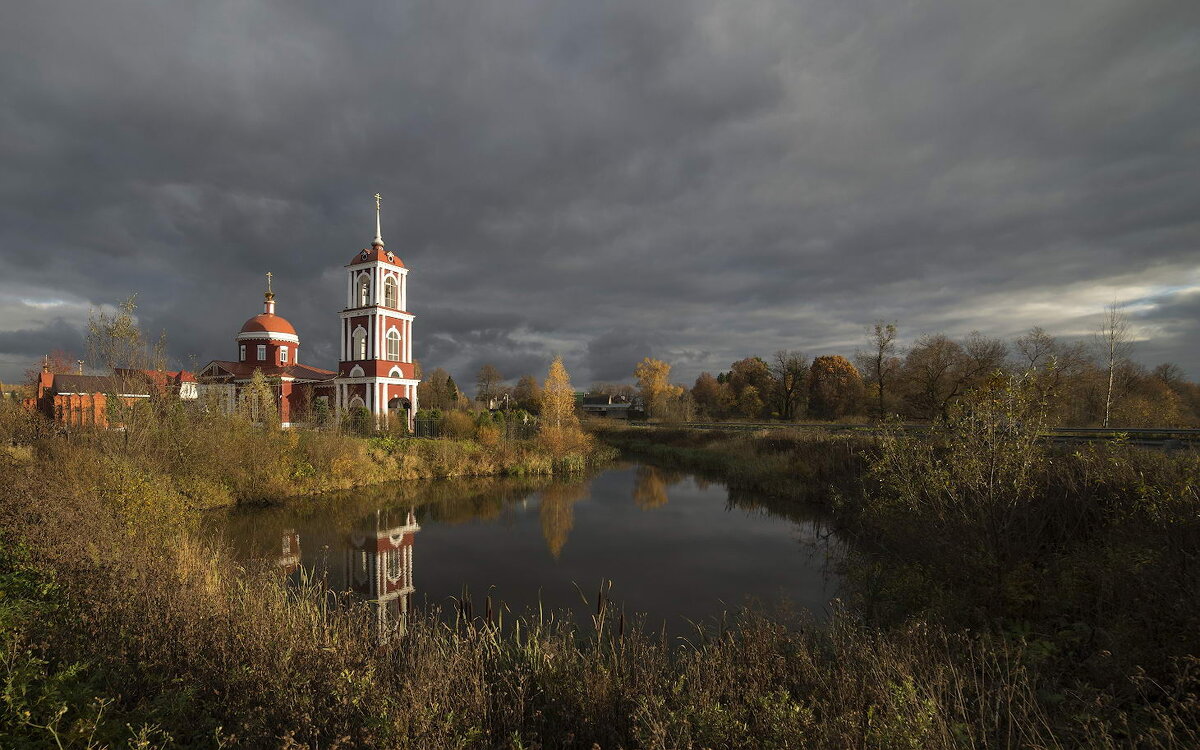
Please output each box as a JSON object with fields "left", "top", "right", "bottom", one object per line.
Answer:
{"left": 579, "top": 393, "right": 634, "bottom": 419}
{"left": 25, "top": 367, "right": 197, "bottom": 428}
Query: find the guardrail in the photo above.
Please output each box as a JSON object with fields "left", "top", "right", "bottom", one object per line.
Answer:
{"left": 615, "top": 421, "right": 1200, "bottom": 447}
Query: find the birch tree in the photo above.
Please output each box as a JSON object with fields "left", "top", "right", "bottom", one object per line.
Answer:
{"left": 1096, "top": 304, "right": 1133, "bottom": 428}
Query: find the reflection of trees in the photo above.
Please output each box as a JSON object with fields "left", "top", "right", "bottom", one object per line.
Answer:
{"left": 539, "top": 480, "right": 590, "bottom": 558}
{"left": 633, "top": 466, "right": 670, "bottom": 510}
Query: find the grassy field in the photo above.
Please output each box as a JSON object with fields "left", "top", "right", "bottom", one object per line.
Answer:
{"left": 1, "top": 390, "right": 1198, "bottom": 747}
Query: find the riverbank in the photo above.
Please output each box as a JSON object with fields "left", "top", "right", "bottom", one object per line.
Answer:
{"left": 1, "top": 406, "right": 615, "bottom": 510}
{"left": 592, "top": 411, "right": 1200, "bottom": 747}
{"left": 2, "top": 398, "right": 1196, "bottom": 746}
{"left": 589, "top": 423, "right": 875, "bottom": 515}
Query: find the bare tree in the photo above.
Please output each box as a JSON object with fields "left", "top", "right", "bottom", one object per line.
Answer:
{"left": 475, "top": 364, "right": 503, "bottom": 404}
{"left": 1096, "top": 304, "right": 1133, "bottom": 428}
{"left": 87, "top": 294, "right": 166, "bottom": 372}
{"left": 855, "top": 321, "right": 898, "bottom": 420}
{"left": 770, "top": 350, "right": 809, "bottom": 421}
{"left": 1014, "top": 326, "right": 1057, "bottom": 371}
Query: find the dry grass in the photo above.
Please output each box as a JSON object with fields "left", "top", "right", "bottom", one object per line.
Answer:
{"left": 2, "top": 399, "right": 1197, "bottom": 748}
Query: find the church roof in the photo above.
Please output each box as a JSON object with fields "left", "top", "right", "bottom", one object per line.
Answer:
{"left": 348, "top": 245, "right": 405, "bottom": 268}
{"left": 49, "top": 374, "right": 152, "bottom": 396}
{"left": 200, "top": 361, "right": 336, "bottom": 383}
{"left": 239, "top": 313, "right": 298, "bottom": 337}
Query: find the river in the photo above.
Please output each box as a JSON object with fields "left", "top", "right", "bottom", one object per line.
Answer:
{"left": 211, "top": 462, "right": 843, "bottom": 637}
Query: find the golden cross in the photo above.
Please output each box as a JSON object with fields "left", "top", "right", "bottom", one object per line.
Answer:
{"left": 375, "top": 193, "right": 382, "bottom": 212}
{"left": 266, "top": 271, "right": 273, "bottom": 292}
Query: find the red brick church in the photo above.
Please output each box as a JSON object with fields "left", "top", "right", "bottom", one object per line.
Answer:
{"left": 197, "top": 195, "right": 420, "bottom": 429}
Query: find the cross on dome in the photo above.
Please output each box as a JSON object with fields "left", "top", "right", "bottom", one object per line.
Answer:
{"left": 373, "top": 193, "right": 384, "bottom": 248}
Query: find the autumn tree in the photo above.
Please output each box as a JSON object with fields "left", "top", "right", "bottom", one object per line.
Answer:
{"left": 540, "top": 356, "right": 578, "bottom": 430}
{"left": 539, "top": 356, "right": 587, "bottom": 457}
{"left": 634, "top": 357, "right": 684, "bottom": 419}
{"left": 855, "top": 321, "right": 899, "bottom": 420}
{"left": 770, "top": 350, "right": 809, "bottom": 421}
{"left": 239, "top": 368, "right": 278, "bottom": 427}
{"left": 417, "top": 368, "right": 451, "bottom": 410}
{"left": 475, "top": 364, "right": 503, "bottom": 404}
{"left": 808, "top": 355, "right": 864, "bottom": 420}
{"left": 724, "top": 357, "right": 774, "bottom": 419}
{"left": 691, "top": 372, "right": 723, "bottom": 418}
{"left": 737, "top": 386, "right": 765, "bottom": 419}
{"left": 513, "top": 374, "right": 542, "bottom": 413}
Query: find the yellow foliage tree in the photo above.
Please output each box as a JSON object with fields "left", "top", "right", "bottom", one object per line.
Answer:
{"left": 539, "top": 356, "right": 589, "bottom": 457}
{"left": 634, "top": 357, "right": 683, "bottom": 419}
{"left": 540, "top": 356, "right": 578, "bottom": 430}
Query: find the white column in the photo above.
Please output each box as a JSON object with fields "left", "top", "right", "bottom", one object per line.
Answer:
{"left": 346, "top": 272, "right": 353, "bottom": 309}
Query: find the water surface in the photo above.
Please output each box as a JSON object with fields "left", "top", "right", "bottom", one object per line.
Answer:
{"left": 213, "top": 463, "right": 842, "bottom": 636}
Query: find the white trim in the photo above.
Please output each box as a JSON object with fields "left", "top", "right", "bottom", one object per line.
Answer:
{"left": 237, "top": 331, "right": 300, "bottom": 344}
{"left": 53, "top": 391, "right": 151, "bottom": 398}
{"left": 338, "top": 309, "right": 413, "bottom": 321}
{"left": 334, "top": 377, "right": 419, "bottom": 386}
{"left": 388, "top": 366, "right": 403, "bottom": 378}
{"left": 349, "top": 365, "right": 365, "bottom": 377}
{"left": 345, "top": 259, "right": 408, "bottom": 273}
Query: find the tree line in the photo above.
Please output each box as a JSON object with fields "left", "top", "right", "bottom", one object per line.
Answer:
{"left": 642, "top": 309, "right": 1200, "bottom": 427}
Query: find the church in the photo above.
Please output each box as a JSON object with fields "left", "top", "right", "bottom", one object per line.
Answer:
{"left": 198, "top": 196, "right": 420, "bottom": 430}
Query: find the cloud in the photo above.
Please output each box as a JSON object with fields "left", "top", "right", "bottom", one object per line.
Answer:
{"left": 2, "top": 0, "right": 1198, "bottom": 387}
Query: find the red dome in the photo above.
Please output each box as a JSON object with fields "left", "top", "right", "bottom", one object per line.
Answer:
{"left": 239, "top": 313, "right": 297, "bottom": 336}
{"left": 348, "top": 245, "right": 405, "bottom": 267}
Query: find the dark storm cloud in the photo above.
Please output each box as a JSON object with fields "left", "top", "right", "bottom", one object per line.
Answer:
{"left": 2, "top": 0, "right": 1198, "bottom": 387}
{"left": 0, "top": 320, "right": 85, "bottom": 359}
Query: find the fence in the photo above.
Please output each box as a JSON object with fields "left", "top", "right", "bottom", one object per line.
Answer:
{"left": 411, "top": 418, "right": 538, "bottom": 441}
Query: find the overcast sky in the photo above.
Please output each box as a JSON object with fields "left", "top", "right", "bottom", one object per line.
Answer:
{"left": 2, "top": 0, "right": 1198, "bottom": 388}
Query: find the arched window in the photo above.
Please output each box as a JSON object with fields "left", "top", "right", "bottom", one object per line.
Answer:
{"left": 358, "top": 275, "right": 371, "bottom": 307}
{"left": 384, "top": 277, "right": 398, "bottom": 308}
{"left": 386, "top": 549, "right": 402, "bottom": 582}
{"left": 352, "top": 328, "right": 367, "bottom": 360}
{"left": 386, "top": 329, "right": 401, "bottom": 361}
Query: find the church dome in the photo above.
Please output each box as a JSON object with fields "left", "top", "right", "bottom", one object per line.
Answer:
{"left": 239, "top": 313, "right": 297, "bottom": 337}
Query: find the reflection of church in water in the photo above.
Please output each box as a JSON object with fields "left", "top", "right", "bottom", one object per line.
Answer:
{"left": 274, "top": 507, "right": 419, "bottom": 638}
{"left": 345, "top": 508, "right": 420, "bottom": 636}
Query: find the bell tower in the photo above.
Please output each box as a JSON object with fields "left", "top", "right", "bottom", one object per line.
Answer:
{"left": 334, "top": 194, "right": 419, "bottom": 429}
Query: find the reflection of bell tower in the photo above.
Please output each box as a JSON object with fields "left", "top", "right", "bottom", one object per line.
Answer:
{"left": 278, "top": 529, "right": 301, "bottom": 575}
{"left": 345, "top": 507, "right": 419, "bottom": 638}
